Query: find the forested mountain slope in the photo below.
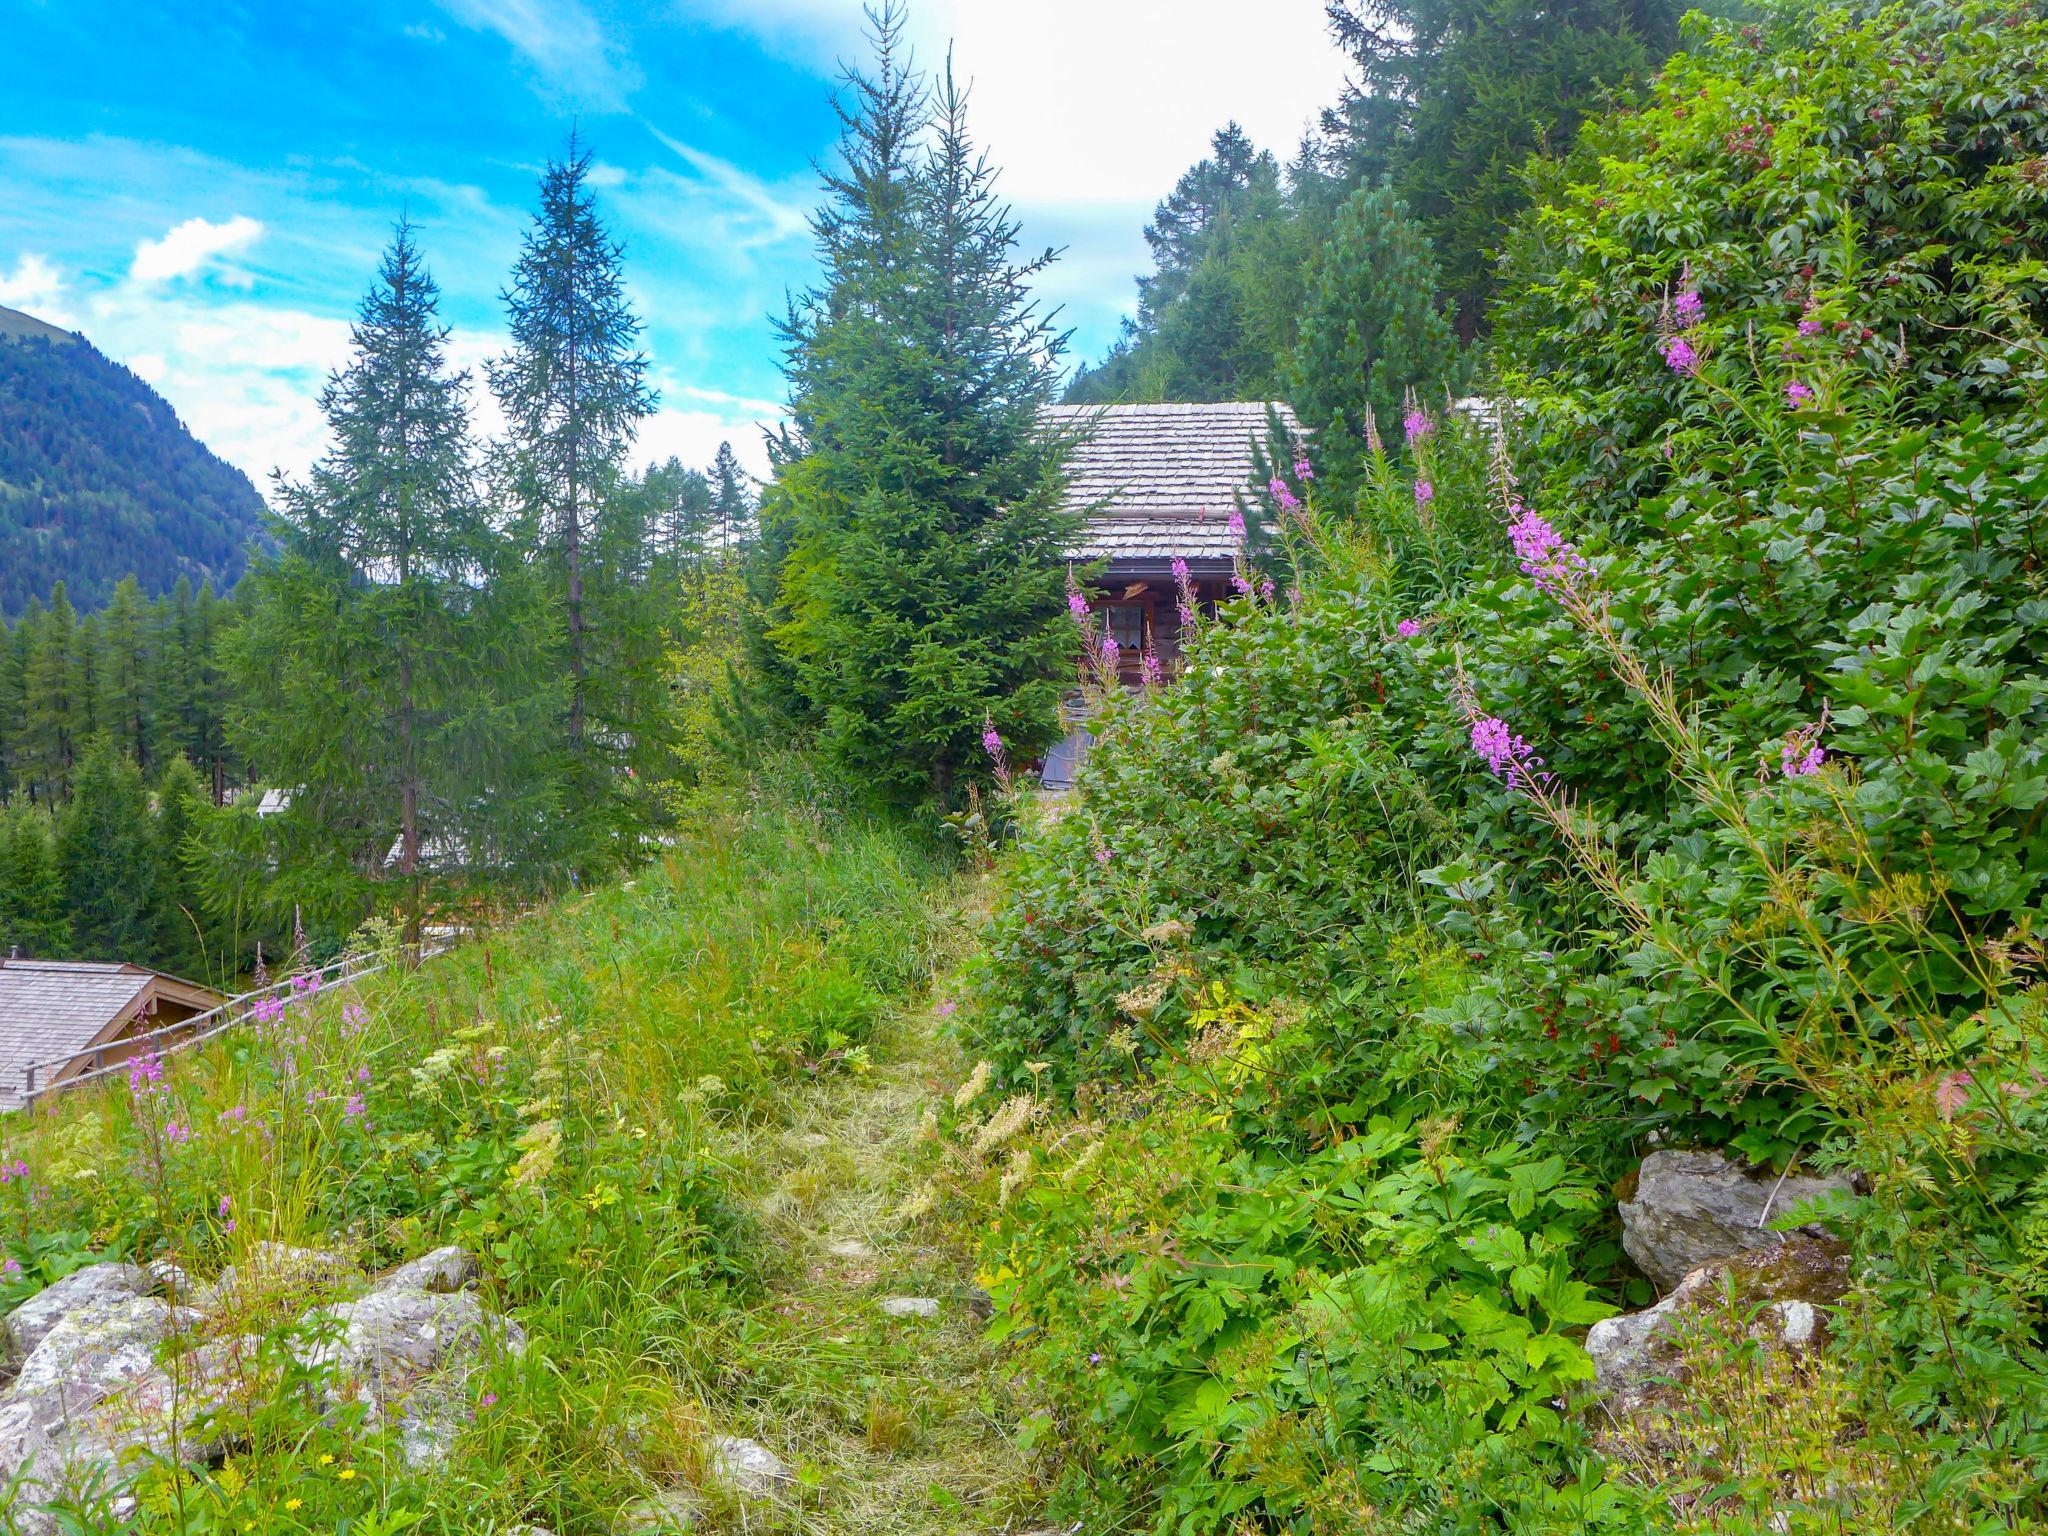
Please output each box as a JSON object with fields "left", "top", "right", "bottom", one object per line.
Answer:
{"left": 0, "top": 305, "right": 266, "bottom": 616}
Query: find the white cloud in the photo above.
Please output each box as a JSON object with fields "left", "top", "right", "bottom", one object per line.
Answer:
{"left": 433, "top": 0, "right": 641, "bottom": 109}
{"left": 0, "top": 251, "right": 74, "bottom": 324}
{"left": 633, "top": 403, "right": 776, "bottom": 481}
{"left": 130, "top": 214, "right": 265, "bottom": 284}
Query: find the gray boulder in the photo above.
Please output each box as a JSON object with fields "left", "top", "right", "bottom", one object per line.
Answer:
{"left": 1587, "top": 1235, "right": 1849, "bottom": 1413}
{"left": 708, "top": 1434, "right": 791, "bottom": 1497}
{"left": 215, "top": 1242, "right": 357, "bottom": 1307}
{"left": 1620, "top": 1150, "right": 1854, "bottom": 1289}
{"left": 380, "top": 1245, "right": 480, "bottom": 1294}
{"left": 619, "top": 1489, "right": 699, "bottom": 1531}
{"left": 2, "top": 1262, "right": 153, "bottom": 1361}
{"left": 877, "top": 1296, "right": 940, "bottom": 1320}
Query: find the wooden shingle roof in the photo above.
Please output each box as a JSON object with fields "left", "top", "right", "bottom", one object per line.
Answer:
{"left": 0, "top": 959, "right": 220, "bottom": 1108}
{"left": 1049, "top": 401, "right": 1304, "bottom": 570}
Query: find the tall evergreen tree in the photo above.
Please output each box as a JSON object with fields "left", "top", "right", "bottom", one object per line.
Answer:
{"left": 0, "top": 804, "right": 69, "bottom": 958}
{"left": 492, "top": 135, "right": 663, "bottom": 858}
{"left": 765, "top": 13, "right": 1078, "bottom": 803}
{"left": 151, "top": 753, "right": 210, "bottom": 980}
{"left": 96, "top": 576, "right": 154, "bottom": 775}
{"left": 58, "top": 735, "right": 159, "bottom": 961}
{"left": 709, "top": 441, "right": 752, "bottom": 560}
{"left": 1322, "top": 0, "right": 1684, "bottom": 333}
{"left": 231, "top": 223, "right": 559, "bottom": 940}
{"left": 1287, "top": 182, "right": 1461, "bottom": 497}
{"left": 19, "top": 583, "right": 81, "bottom": 804}
{"left": 0, "top": 607, "right": 29, "bottom": 804}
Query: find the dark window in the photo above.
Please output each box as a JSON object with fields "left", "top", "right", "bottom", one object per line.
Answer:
{"left": 1103, "top": 604, "right": 1146, "bottom": 653}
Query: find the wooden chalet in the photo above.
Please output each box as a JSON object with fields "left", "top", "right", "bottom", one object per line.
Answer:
{"left": 1041, "top": 401, "right": 1304, "bottom": 786}
{"left": 0, "top": 959, "right": 223, "bottom": 1109}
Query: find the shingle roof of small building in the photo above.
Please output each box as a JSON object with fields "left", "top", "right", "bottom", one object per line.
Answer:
{"left": 1049, "top": 401, "right": 1304, "bottom": 569}
{"left": 0, "top": 960, "right": 219, "bottom": 1109}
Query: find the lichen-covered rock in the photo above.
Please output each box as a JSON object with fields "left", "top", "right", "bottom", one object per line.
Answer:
{"left": 1620, "top": 1150, "right": 1854, "bottom": 1288}
{"left": 379, "top": 1245, "right": 480, "bottom": 1295}
{"left": 619, "top": 1489, "right": 699, "bottom": 1531}
{"left": 215, "top": 1242, "right": 358, "bottom": 1308}
{"left": 1586, "top": 1236, "right": 1849, "bottom": 1412}
{"left": 708, "top": 1434, "right": 791, "bottom": 1497}
{"left": 2, "top": 1262, "right": 153, "bottom": 1361}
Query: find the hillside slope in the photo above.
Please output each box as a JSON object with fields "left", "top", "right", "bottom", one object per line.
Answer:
{"left": 0, "top": 304, "right": 267, "bottom": 616}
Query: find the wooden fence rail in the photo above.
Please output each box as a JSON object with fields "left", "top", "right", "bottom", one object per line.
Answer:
{"left": 16, "top": 939, "right": 452, "bottom": 1110}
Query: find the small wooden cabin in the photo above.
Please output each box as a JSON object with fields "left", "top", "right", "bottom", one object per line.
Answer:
{"left": 0, "top": 959, "right": 223, "bottom": 1108}
{"left": 1040, "top": 401, "right": 1304, "bottom": 786}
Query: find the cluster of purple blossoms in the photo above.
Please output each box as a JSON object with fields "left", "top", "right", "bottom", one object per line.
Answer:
{"left": 1231, "top": 573, "right": 1253, "bottom": 596}
{"left": 1403, "top": 408, "right": 1433, "bottom": 442}
{"left": 1100, "top": 634, "right": 1120, "bottom": 671}
{"left": 1141, "top": 650, "right": 1164, "bottom": 685}
{"left": 1674, "top": 289, "right": 1705, "bottom": 328}
{"left": 1781, "top": 733, "right": 1826, "bottom": 778}
{"left": 0, "top": 1159, "right": 29, "bottom": 1185}
{"left": 1293, "top": 456, "right": 1314, "bottom": 481}
{"left": 127, "top": 1050, "right": 166, "bottom": 1099}
{"left": 290, "top": 971, "right": 322, "bottom": 999}
{"left": 1092, "top": 846, "right": 1112, "bottom": 866}
{"left": 251, "top": 995, "right": 286, "bottom": 1027}
{"left": 1227, "top": 507, "right": 1248, "bottom": 546}
{"left": 1414, "top": 479, "right": 1435, "bottom": 508}
{"left": 1663, "top": 335, "right": 1699, "bottom": 375}
{"left": 343, "top": 1094, "right": 368, "bottom": 1120}
{"left": 1507, "top": 502, "right": 1590, "bottom": 598}
{"left": 1259, "top": 577, "right": 1277, "bottom": 604}
{"left": 2, "top": 1258, "right": 19, "bottom": 1278}
{"left": 1067, "top": 589, "right": 1091, "bottom": 625}
{"left": 1797, "top": 311, "right": 1824, "bottom": 337}
{"left": 1785, "top": 379, "right": 1814, "bottom": 406}
{"left": 1396, "top": 618, "right": 1423, "bottom": 639}
{"left": 341, "top": 1002, "right": 368, "bottom": 1036}
{"left": 164, "top": 1120, "right": 191, "bottom": 1146}
{"left": 982, "top": 721, "right": 1003, "bottom": 761}
{"left": 1266, "top": 478, "right": 1300, "bottom": 513}
{"left": 1470, "top": 715, "right": 1548, "bottom": 789}
{"left": 1171, "top": 556, "right": 1196, "bottom": 626}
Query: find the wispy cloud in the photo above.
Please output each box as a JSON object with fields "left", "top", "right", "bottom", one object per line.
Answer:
{"left": 0, "top": 252, "right": 74, "bottom": 324}
{"left": 639, "top": 124, "right": 811, "bottom": 250}
{"left": 432, "top": 0, "right": 641, "bottom": 109}
{"left": 130, "top": 214, "right": 265, "bottom": 284}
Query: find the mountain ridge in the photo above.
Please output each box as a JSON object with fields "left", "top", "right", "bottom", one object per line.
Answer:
{"left": 0, "top": 303, "right": 268, "bottom": 616}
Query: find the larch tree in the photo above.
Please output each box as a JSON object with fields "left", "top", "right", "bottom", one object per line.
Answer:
{"left": 19, "top": 584, "right": 81, "bottom": 805}
{"left": 709, "top": 441, "right": 752, "bottom": 561}
{"left": 0, "top": 804, "right": 69, "bottom": 958}
{"left": 492, "top": 136, "right": 664, "bottom": 861}
{"left": 58, "top": 735, "right": 159, "bottom": 961}
{"left": 231, "top": 222, "right": 557, "bottom": 943}
{"left": 764, "top": 9, "right": 1078, "bottom": 803}
{"left": 96, "top": 576, "right": 154, "bottom": 775}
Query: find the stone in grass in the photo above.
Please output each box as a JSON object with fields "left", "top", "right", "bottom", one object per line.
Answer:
{"left": 708, "top": 1434, "right": 793, "bottom": 1497}
{"left": 619, "top": 1489, "right": 700, "bottom": 1532}
{"left": 824, "top": 1237, "right": 875, "bottom": 1262}
{"left": 2, "top": 1262, "right": 153, "bottom": 1360}
{"left": 381, "top": 1244, "right": 480, "bottom": 1294}
{"left": 1620, "top": 1150, "right": 1854, "bottom": 1290}
{"left": 878, "top": 1296, "right": 941, "bottom": 1320}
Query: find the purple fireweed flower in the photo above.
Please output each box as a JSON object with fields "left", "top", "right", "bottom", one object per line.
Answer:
{"left": 1231, "top": 574, "right": 1252, "bottom": 596}
{"left": 1170, "top": 556, "right": 1191, "bottom": 589}
{"left": 1414, "top": 479, "right": 1434, "bottom": 507}
{"left": 218, "top": 1195, "right": 232, "bottom": 1219}
{"left": 1141, "top": 649, "right": 1164, "bottom": 685}
{"left": 343, "top": 1094, "right": 367, "bottom": 1120}
{"left": 342, "top": 1002, "right": 367, "bottom": 1032}
{"left": 1100, "top": 634, "right": 1119, "bottom": 670}
{"left": 290, "top": 972, "right": 321, "bottom": 998}
{"left": 1067, "top": 590, "right": 1091, "bottom": 624}
{"left": 1397, "top": 618, "right": 1423, "bottom": 639}
{"left": 1674, "top": 290, "right": 1704, "bottom": 327}
{"left": 164, "top": 1121, "right": 190, "bottom": 1146}
{"left": 127, "top": 1051, "right": 165, "bottom": 1098}
{"left": 1663, "top": 335, "right": 1699, "bottom": 374}
{"left": 1785, "top": 378, "right": 1814, "bottom": 406}
{"left": 356, "top": 1066, "right": 371, "bottom": 1084}
{"left": 1093, "top": 846, "right": 1111, "bottom": 866}
{"left": 1470, "top": 715, "right": 1548, "bottom": 789}
{"left": 1403, "top": 408, "right": 1432, "bottom": 442}
{"left": 1507, "top": 502, "right": 1590, "bottom": 598}
{"left": 251, "top": 996, "right": 285, "bottom": 1027}
{"left": 982, "top": 722, "right": 1004, "bottom": 760}
{"left": 0, "top": 1160, "right": 29, "bottom": 1185}
{"left": 2, "top": 1258, "right": 19, "bottom": 1277}
{"left": 933, "top": 998, "right": 958, "bottom": 1018}
{"left": 1293, "top": 457, "right": 1314, "bottom": 481}
{"left": 1227, "top": 507, "right": 1248, "bottom": 545}
{"left": 1266, "top": 478, "right": 1300, "bottom": 512}
{"left": 1798, "top": 313, "right": 1824, "bottom": 337}
{"left": 477, "top": 1391, "right": 497, "bottom": 1410}
{"left": 1259, "top": 578, "right": 1277, "bottom": 604}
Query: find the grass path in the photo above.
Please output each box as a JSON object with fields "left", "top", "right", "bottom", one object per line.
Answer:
{"left": 695, "top": 893, "right": 1049, "bottom": 1536}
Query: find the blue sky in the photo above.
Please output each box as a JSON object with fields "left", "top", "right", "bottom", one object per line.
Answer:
{"left": 0, "top": 1, "right": 1346, "bottom": 491}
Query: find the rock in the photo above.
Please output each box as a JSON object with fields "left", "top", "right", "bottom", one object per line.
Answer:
{"left": 1620, "top": 1150, "right": 1854, "bottom": 1289}
{"left": 2, "top": 1262, "right": 153, "bottom": 1360}
{"left": 708, "top": 1434, "right": 792, "bottom": 1497}
{"left": 619, "top": 1489, "right": 699, "bottom": 1531}
{"left": 380, "top": 1245, "right": 480, "bottom": 1294}
{"left": 1586, "top": 1235, "right": 1850, "bottom": 1413}
{"left": 824, "top": 1238, "right": 874, "bottom": 1261}
{"left": 11, "top": 1294, "right": 199, "bottom": 1402}
{"left": 963, "top": 1284, "right": 994, "bottom": 1321}
{"left": 216, "top": 1242, "right": 357, "bottom": 1307}
{"left": 877, "top": 1296, "right": 940, "bottom": 1320}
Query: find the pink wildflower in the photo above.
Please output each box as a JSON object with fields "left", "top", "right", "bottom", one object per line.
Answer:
{"left": 1141, "top": 649, "right": 1164, "bottom": 685}
{"left": 1230, "top": 574, "right": 1252, "bottom": 596}
{"left": 933, "top": 999, "right": 957, "bottom": 1018}
{"left": 1674, "top": 290, "right": 1704, "bottom": 327}
{"left": 1781, "top": 740, "right": 1825, "bottom": 778}
{"left": 1507, "top": 501, "right": 1590, "bottom": 598}
{"left": 1662, "top": 335, "right": 1698, "bottom": 374}
{"left": 127, "top": 1051, "right": 165, "bottom": 1098}
{"left": 1227, "top": 507, "right": 1248, "bottom": 546}
{"left": 1067, "top": 589, "right": 1091, "bottom": 624}
{"left": 164, "top": 1121, "right": 190, "bottom": 1146}
{"left": 1403, "top": 408, "right": 1432, "bottom": 442}
{"left": 1100, "top": 634, "right": 1119, "bottom": 671}
{"left": 1797, "top": 312, "right": 1824, "bottom": 337}
{"left": 1396, "top": 618, "right": 1422, "bottom": 639}
{"left": 1093, "top": 846, "right": 1112, "bottom": 866}
{"left": 343, "top": 1094, "right": 367, "bottom": 1120}
{"left": 1266, "top": 478, "right": 1299, "bottom": 512}
{"left": 1470, "top": 715, "right": 1548, "bottom": 789}
{"left": 982, "top": 720, "right": 1003, "bottom": 761}
{"left": 0, "top": 1160, "right": 29, "bottom": 1185}
{"left": 2, "top": 1258, "right": 19, "bottom": 1277}
{"left": 1293, "top": 456, "right": 1314, "bottom": 481}
{"left": 218, "top": 1195, "right": 232, "bottom": 1219}
{"left": 1785, "top": 378, "right": 1814, "bottom": 406}
{"left": 1414, "top": 479, "right": 1434, "bottom": 507}
{"left": 1259, "top": 578, "right": 1277, "bottom": 604}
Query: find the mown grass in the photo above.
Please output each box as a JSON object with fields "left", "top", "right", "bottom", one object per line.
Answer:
{"left": 1, "top": 773, "right": 1044, "bottom": 1535}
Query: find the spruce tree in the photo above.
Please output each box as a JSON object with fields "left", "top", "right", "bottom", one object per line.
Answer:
{"left": 152, "top": 754, "right": 209, "bottom": 979}
{"left": 0, "top": 804, "right": 69, "bottom": 958}
{"left": 0, "top": 609, "right": 27, "bottom": 804}
{"left": 231, "top": 222, "right": 559, "bottom": 940}
{"left": 709, "top": 442, "right": 752, "bottom": 560}
{"left": 58, "top": 735, "right": 159, "bottom": 961}
{"left": 492, "top": 135, "right": 663, "bottom": 860}
{"left": 766, "top": 14, "right": 1078, "bottom": 803}
{"left": 1287, "top": 183, "right": 1460, "bottom": 499}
